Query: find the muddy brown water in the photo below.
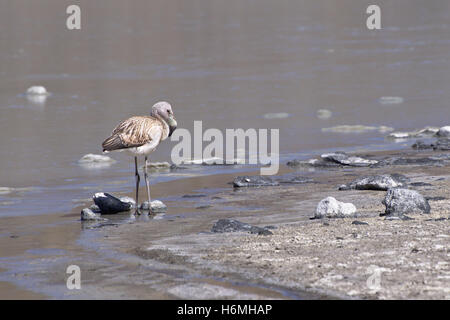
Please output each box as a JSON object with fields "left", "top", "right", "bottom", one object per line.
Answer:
{"left": 0, "top": 0, "right": 450, "bottom": 298}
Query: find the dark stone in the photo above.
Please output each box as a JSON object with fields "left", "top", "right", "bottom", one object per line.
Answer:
{"left": 233, "top": 176, "right": 279, "bottom": 187}
{"left": 321, "top": 152, "right": 378, "bottom": 167}
{"left": 412, "top": 138, "right": 450, "bottom": 151}
{"left": 93, "top": 193, "right": 131, "bottom": 214}
{"left": 382, "top": 188, "right": 431, "bottom": 217}
{"left": 352, "top": 220, "right": 369, "bottom": 225}
{"left": 434, "top": 138, "right": 450, "bottom": 151}
{"left": 196, "top": 205, "right": 212, "bottom": 209}
{"left": 412, "top": 140, "right": 434, "bottom": 150}
{"left": 410, "top": 182, "right": 433, "bottom": 187}
{"left": 182, "top": 194, "right": 207, "bottom": 198}
{"left": 426, "top": 196, "right": 446, "bottom": 201}
{"left": 276, "top": 175, "right": 314, "bottom": 184}
{"left": 211, "top": 219, "right": 273, "bottom": 235}
{"left": 374, "top": 157, "right": 443, "bottom": 167}
{"left": 286, "top": 158, "right": 342, "bottom": 168}
{"left": 170, "top": 164, "right": 188, "bottom": 170}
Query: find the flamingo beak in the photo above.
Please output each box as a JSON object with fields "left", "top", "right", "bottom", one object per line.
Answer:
{"left": 167, "top": 116, "right": 177, "bottom": 137}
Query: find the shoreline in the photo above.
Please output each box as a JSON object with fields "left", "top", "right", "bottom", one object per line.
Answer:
{"left": 0, "top": 147, "right": 449, "bottom": 299}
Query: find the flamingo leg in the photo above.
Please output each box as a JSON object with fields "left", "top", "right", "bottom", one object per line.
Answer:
{"left": 144, "top": 156, "right": 152, "bottom": 213}
{"left": 134, "top": 156, "right": 141, "bottom": 215}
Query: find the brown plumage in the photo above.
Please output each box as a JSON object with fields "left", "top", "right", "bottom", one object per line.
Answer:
{"left": 102, "top": 116, "right": 167, "bottom": 152}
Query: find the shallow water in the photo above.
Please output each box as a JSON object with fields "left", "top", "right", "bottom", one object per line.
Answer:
{"left": 1, "top": 0, "right": 450, "bottom": 218}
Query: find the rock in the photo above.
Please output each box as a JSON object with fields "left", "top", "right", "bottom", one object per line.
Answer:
{"left": 81, "top": 208, "right": 105, "bottom": 221}
{"left": 119, "top": 196, "right": 136, "bottom": 209}
{"left": 287, "top": 158, "right": 341, "bottom": 168}
{"left": 412, "top": 140, "right": 434, "bottom": 150}
{"left": 143, "top": 161, "right": 172, "bottom": 171}
{"left": 434, "top": 138, "right": 450, "bottom": 151}
{"left": 170, "top": 164, "right": 188, "bottom": 170}
{"left": 89, "top": 204, "right": 101, "bottom": 213}
{"left": 378, "top": 96, "right": 404, "bottom": 105}
{"left": 93, "top": 192, "right": 131, "bottom": 214}
{"left": 437, "top": 126, "right": 450, "bottom": 137}
{"left": 211, "top": 219, "right": 273, "bottom": 235}
{"left": 321, "top": 152, "right": 378, "bottom": 167}
{"left": 388, "top": 127, "right": 440, "bottom": 140}
{"left": 412, "top": 138, "right": 450, "bottom": 151}
{"left": 78, "top": 154, "right": 116, "bottom": 168}
{"left": 374, "top": 156, "right": 443, "bottom": 167}
{"left": 263, "top": 112, "right": 290, "bottom": 119}
{"left": 78, "top": 154, "right": 115, "bottom": 164}
{"left": 316, "top": 109, "right": 332, "bottom": 119}
{"left": 26, "top": 85, "right": 49, "bottom": 96}
{"left": 233, "top": 176, "right": 279, "bottom": 187}
{"left": 339, "top": 174, "right": 407, "bottom": 191}
{"left": 382, "top": 188, "right": 431, "bottom": 217}
{"left": 139, "top": 200, "right": 167, "bottom": 213}
{"left": 276, "top": 175, "right": 313, "bottom": 184}
{"left": 409, "top": 182, "right": 432, "bottom": 187}
{"left": 314, "top": 197, "right": 357, "bottom": 219}
{"left": 352, "top": 220, "right": 368, "bottom": 225}
{"left": 182, "top": 194, "right": 207, "bottom": 198}
{"left": 322, "top": 125, "right": 393, "bottom": 134}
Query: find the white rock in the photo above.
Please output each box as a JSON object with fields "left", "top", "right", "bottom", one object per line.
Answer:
{"left": 81, "top": 208, "right": 105, "bottom": 221}
{"left": 322, "top": 125, "right": 394, "bottom": 134}
{"left": 315, "top": 197, "right": 357, "bottom": 218}
{"left": 263, "top": 112, "right": 290, "bottom": 119}
{"left": 26, "top": 86, "right": 48, "bottom": 96}
{"left": 146, "top": 161, "right": 171, "bottom": 169}
{"left": 316, "top": 109, "right": 332, "bottom": 119}
{"left": 139, "top": 200, "right": 167, "bottom": 213}
{"left": 378, "top": 96, "right": 404, "bottom": 105}
{"left": 388, "top": 127, "right": 440, "bottom": 139}
{"left": 119, "top": 196, "right": 136, "bottom": 209}
{"left": 0, "top": 187, "right": 14, "bottom": 195}
{"left": 78, "top": 154, "right": 115, "bottom": 163}
{"left": 437, "top": 126, "right": 450, "bottom": 137}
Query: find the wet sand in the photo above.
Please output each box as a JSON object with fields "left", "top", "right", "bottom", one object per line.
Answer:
{"left": 2, "top": 148, "right": 448, "bottom": 299}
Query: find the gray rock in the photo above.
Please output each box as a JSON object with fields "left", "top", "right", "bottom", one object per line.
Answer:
{"left": 382, "top": 188, "right": 431, "bottom": 217}
{"left": 321, "top": 152, "right": 378, "bottom": 167}
{"left": 233, "top": 176, "right": 279, "bottom": 187}
{"left": 339, "top": 174, "right": 407, "bottom": 191}
{"left": 437, "top": 126, "right": 450, "bottom": 137}
{"left": 139, "top": 200, "right": 167, "bottom": 213}
{"left": 211, "top": 219, "right": 273, "bottom": 235}
{"left": 276, "top": 175, "right": 314, "bottom": 184}
{"left": 287, "top": 158, "right": 341, "bottom": 168}
{"left": 81, "top": 208, "right": 105, "bottom": 221}
{"left": 411, "top": 140, "right": 434, "bottom": 150}
{"left": 119, "top": 196, "right": 136, "bottom": 209}
{"left": 315, "top": 197, "right": 357, "bottom": 219}
{"left": 434, "top": 138, "right": 450, "bottom": 151}
{"left": 89, "top": 204, "right": 101, "bottom": 213}
{"left": 352, "top": 220, "right": 369, "bottom": 225}
{"left": 412, "top": 138, "right": 450, "bottom": 151}
{"left": 93, "top": 192, "right": 131, "bottom": 214}
{"left": 374, "top": 157, "right": 443, "bottom": 167}
{"left": 388, "top": 127, "right": 440, "bottom": 139}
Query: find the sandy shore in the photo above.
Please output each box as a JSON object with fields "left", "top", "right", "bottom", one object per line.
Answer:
{"left": 91, "top": 149, "right": 450, "bottom": 299}
{"left": 1, "top": 148, "right": 449, "bottom": 299}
